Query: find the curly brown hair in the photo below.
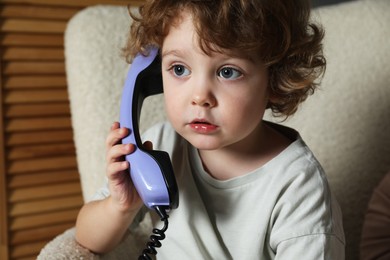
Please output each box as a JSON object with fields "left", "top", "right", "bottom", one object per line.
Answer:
{"left": 123, "top": 0, "right": 326, "bottom": 118}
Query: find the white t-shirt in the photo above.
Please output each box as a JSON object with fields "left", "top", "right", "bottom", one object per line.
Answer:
{"left": 94, "top": 121, "right": 345, "bottom": 259}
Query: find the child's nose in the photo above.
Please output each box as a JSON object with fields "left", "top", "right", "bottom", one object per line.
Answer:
{"left": 191, "top": 86, "right": 216, "bottom": 108}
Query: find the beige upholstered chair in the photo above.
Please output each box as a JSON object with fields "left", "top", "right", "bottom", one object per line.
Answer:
{"left": 38, "top": 1, "right": 390, "bottom": 259}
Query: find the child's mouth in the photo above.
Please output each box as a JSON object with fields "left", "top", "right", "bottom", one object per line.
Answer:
{"left": 189, "top": 120, "right": 218, "bottom": 133}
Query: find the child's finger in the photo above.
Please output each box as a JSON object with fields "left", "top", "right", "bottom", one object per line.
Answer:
{"left": 106, "top": 127, "right": 130, "bottom": 148}
{"left": 107, "top": 143, "right": 135, "bottom": 163}
{"left": 111, "top": 121, "right": 120, "bottom": 131}
{"left": 106, "top": 161, "right": 129, "bottom": 180}
{"left": 143, "top": 140, "right": 153, "bottom": 150}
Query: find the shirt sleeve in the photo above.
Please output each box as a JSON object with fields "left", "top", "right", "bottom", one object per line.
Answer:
{"left": 90, "top": 179, "right": 110, "bottom": 201}
{"left": 269, "top": 160, "right": 345, "bottom": 259}
{"left": 275, "top": 234, "right": 344, "bottom": 260}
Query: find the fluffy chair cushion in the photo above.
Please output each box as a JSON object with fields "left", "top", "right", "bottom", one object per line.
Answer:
{"left": 38, "top": 213, "right": 153, "bottom": 259}
{"left": 37, "top": 228, "right": 97, "bottom": 260}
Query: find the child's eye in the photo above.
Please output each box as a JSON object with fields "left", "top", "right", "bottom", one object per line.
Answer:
{"left": 218, "top": 67, "right": 242, "bottom": 79}
{"left": 171, "top": 64, "right": 190, "bottom": 77}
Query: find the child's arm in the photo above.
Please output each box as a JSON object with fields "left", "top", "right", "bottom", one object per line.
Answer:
{"left": 75, "top": 122, "right": 145, "bottom": 253}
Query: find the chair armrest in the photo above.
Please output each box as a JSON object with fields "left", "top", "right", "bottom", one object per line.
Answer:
{"left": 38, "top": 213, "right": 153, "bottom": 259}
{"left": 37, "top": 228, "right": 98, "bottom": 260}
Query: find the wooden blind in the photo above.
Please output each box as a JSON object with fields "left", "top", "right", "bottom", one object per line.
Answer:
{"left": 0, "top": 1, "right": 142, "bottom": 259}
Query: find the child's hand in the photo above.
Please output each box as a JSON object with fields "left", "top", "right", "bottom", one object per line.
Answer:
{"left": 105, "top": 122, "right": 148, "bottom": 213}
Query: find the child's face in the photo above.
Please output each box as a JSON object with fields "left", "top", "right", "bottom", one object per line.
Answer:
{"left": 161, "top": 11, "right": 269, "bottom": 152}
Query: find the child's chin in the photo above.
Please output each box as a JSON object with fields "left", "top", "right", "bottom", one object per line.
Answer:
{"left": 189, "top": 139, "right": 222, "bottom": 151}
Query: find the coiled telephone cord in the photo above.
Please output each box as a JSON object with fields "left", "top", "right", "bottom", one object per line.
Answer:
{"left": 138, "top": 206, "right": 169, "bottom": 260}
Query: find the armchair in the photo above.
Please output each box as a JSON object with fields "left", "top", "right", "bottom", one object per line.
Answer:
{"left": 38, "top": 1, "right": 390, "bottom": 259}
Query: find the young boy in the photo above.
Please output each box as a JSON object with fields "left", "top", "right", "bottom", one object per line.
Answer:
{"left": 75, "top": 0, "right": 345, "bottom": 259}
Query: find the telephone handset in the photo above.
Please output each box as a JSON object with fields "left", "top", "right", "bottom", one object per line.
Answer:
{"left": 119, "top": 47, "right": 178, "bottom": 210}
{"left": 119, "top": 47, "right": 178, "bottom": 259}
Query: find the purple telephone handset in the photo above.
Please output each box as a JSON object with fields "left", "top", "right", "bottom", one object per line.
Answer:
{"left": 119, "top": 47, "right": 178, "bottom": 210}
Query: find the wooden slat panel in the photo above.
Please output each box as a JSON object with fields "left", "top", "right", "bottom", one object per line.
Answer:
{"left": 14, "top": 256, "right": 36, "bottom": 260}
{"left": 4, "top": 75, "right": 66, "bottom": 89}
{"left": 4, "top": 89, "right": 68, "bottom": 103}
{"left": 8, "top": 170, "right": 80, "bottom": 188}
{"left": 0, "top": 5, "right": 80, "bottom": 20}
{"left": 0, "top": 26, "right": 9, "bottom": 260}
{"left": 0, "top": 1, "right": 136, "bottom": 259}
{"left": 7, "top": 142, "right": 75, "bottom": 160}
{"left": 5, "top": 117, "right": 72, "bottom": 132}
{"left": 9, "top": 182, "right": 81, "bottom": 203}
{"left": 5, "top": 103, "right": 70, "bottom": 118}
{"left": 2, "top": 47, "right": 64, "bottom": 61}
{"left": 10, "top": 240, "right": 47, "bottom": 258}
{"left": 6, "top": 130, "right": 74, "bottom": 146}
{"left": 0, "top": 19, "right": 67, "bottom": 33}
{"left": 11, "top": 223, "right": 74, "bottom": 245}
{"left": 3, "top": 61, "right": 65, "bottom": 75}
{"left": 7, "top": 155, "right": 77, "bottom": 174}
{"left": 10, "top": 209, "right": 79, "bottom": 231}
{"left": 9, "top": 195, "right": 83, "bottom": 216}
{"left": 0, "top": 33, "right": 64, "bottom": 47}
